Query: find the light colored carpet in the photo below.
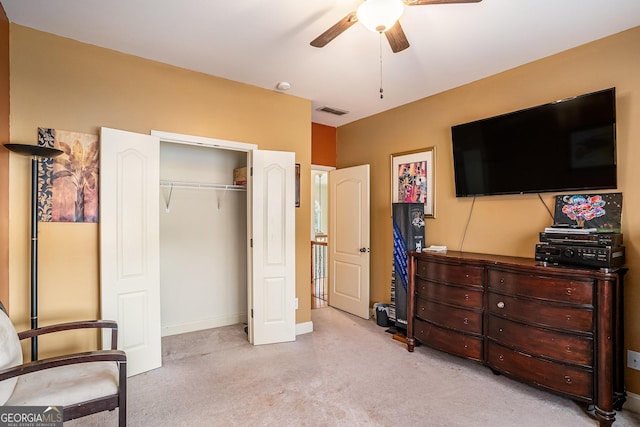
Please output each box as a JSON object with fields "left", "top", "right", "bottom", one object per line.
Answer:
{"left": 69, "top": 307, "right": 640, "bottom": 426}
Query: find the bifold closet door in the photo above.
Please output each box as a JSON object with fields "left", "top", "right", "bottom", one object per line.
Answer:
{"left": 100, "top": 128, "right": 297, "bottom": 371}
{"left": 100, "top": 127, "right": 162, "bottom": 376}
{"left": 250, "top": 150, "right": 296, "bottom": 345}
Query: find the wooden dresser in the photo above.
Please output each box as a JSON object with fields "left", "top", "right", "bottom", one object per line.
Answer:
{"left": 406, "top": 251, "right": 626, "bottom": 427}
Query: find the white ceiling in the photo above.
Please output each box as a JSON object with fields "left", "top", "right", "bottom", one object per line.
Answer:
{"left": 2, "top": 0, "right": 640, "bottom": 127}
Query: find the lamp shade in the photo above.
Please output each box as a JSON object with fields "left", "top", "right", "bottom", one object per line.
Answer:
{"left": 4, "top": 143, "right": 63, "bottom": 158}
{"left": 356, "top": 0, "right": 404, "bottom": 33}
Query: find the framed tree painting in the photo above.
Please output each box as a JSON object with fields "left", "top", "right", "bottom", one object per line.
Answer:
{"left": 37, "top": 127, "right": 99, "bottom": 223}
{"left": 391, "top": 147, "right": 435, "bottom": 218}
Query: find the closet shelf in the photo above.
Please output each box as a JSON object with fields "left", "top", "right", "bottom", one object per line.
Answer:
{"left": 160, "top": 180, "right": 247, "bottom": 212}
{"left": 160, "top": 180, "right": 247, "bottom": 191}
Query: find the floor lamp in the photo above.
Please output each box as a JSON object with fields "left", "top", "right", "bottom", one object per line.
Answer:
{"left": 5, "top": 143, "right": 63, "bottom": 361}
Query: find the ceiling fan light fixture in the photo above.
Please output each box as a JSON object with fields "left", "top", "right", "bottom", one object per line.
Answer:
{"left": 356, "top": 0, "right": 404, "bottom": 33}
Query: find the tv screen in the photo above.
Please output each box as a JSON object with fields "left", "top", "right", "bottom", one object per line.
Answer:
{"left": 451, "top": 88, "right": 617, "bottom": 197}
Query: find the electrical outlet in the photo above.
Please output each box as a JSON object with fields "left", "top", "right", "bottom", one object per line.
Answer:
{"left": 628, "top": 350, "right": 640, "bottom": 370}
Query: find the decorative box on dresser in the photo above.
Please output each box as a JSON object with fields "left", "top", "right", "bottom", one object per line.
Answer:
{"left": 406, "top": 250, "right": 626, "bottom": 427}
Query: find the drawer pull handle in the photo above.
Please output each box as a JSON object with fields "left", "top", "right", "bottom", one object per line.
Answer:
{"left": 499, "top": 328, "right": 503, "bottom": 332}
{"left": 464, "top": 294, "right": 469, "bottom": 301}
{"left": 498, "top": 354, "right": 504, "bottom": 361}
{"left": 566, "top": 288, "right": 572, "bottom": 295}
{"left": 566, "top": 346, "right": 572, "bottom": 353}
{"left": 564, "top": 376, "right": 572, "bottom": 384}
{"left": 463, "top": 318, "right": 469, "bottom": 325}
{"left": 497, "top": 301, "right": 505, "bottom": 309}
{"left": 500, "top": 278, "right": 504, "bottom": 284}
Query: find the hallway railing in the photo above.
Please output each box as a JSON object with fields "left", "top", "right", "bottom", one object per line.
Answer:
{"left": 311, "top": 236, "right": 328, "bottom": 308}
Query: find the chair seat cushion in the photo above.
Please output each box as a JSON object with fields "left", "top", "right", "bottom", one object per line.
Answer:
{"left": 0, "top": 309, "right": 23, "bottom": 405}
{"left": 5, "top": 361, "right": 120, "bottom": 406}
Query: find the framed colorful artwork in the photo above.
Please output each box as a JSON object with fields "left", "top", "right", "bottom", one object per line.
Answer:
{"left": 391, "top": 147, "right": 435, "bottom": 218}
{"left": 553, "top": 192, "right": 622, "bottom": 232}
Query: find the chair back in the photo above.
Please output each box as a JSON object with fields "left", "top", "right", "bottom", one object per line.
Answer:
{"left": 0, "top": 302, "right": 23, "bottom": 404}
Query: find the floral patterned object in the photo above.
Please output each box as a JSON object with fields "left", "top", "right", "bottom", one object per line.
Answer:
{"left": 37, "top": 128, "right": 56, "bottom": 222}
{"left": 561, "top": 195, "right": 606, "bottom": 227}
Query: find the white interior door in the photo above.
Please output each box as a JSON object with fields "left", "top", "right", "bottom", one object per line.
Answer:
{"left": 249, "top": 150, "right": 296, "bottom": 345}
{"left": 100, "top": 127, "right": 162, "bottom": 376}
{"left": 328, "top": 165, "right": 370, "bottom": 319}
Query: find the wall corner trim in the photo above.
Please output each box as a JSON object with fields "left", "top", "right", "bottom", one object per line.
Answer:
{"left": 296, "top": 321, "right": 313, "bottom": 336}
{"left": 624, "top": 391, "right": 640, "bottom": 415}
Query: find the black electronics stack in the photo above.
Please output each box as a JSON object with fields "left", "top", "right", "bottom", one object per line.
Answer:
{"left": 535, "top": 226, "right": 625, "bottom": 269}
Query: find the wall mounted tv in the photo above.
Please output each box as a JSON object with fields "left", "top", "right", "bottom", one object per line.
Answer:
{"left": 451, "top": 88, "right": 617, "bottom": 197}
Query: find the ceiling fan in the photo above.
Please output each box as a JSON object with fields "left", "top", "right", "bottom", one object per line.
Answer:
{"left": 310, "top": 0, "right": 482, "bottom": 53}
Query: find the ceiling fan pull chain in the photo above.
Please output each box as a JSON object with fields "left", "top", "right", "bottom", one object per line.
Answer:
{"left": 379, "top": 33, "right": 384, "bottom": 99}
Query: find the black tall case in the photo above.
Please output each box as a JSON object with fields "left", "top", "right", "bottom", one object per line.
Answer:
{"left": 392, "top": 203, "right": 425, "bottom": 329}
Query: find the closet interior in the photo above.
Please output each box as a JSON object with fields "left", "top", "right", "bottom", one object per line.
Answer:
{"left": 159, "top": 141, "right": 248, "bottom": 337}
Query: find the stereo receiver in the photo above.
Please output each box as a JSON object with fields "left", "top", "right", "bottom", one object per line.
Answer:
{"left": 535, "top": 244, "right": 625, "bottom": 269}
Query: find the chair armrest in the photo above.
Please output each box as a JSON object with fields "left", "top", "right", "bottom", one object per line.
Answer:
{"left": 18, "top": 320, "right": 119, "bottom": 350}
{"left": 0, "top": 350, "right": 126, "bottom": 382}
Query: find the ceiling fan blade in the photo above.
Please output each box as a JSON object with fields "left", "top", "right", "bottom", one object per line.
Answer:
{"left": 385, "top": 21, "right": 410, "bottom": 53}
{"left": 403, "top": 0, "right": 482, "bottom": 5}
{"left": 310, "top": 12, "right": 358, "bottom": 48}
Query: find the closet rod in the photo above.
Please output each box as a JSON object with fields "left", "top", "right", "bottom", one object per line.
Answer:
{"left": 160, "top": 180, "right": 247, "bottom": 191}
{"left": 160, "top": 180, "right": 247, "bottom": 212}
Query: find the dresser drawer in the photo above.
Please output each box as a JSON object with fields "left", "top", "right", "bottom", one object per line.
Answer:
{"left": 416, "top": 297, "right": 482, "bottom": 334}
{"left": 487, "top": 315, "right": 593, "bottom": 366}
{"left": 415, "top": 278, "right": 483, "bottom": 309}
{"left": 487, "top": 341, "right": 592, "bottom": 400}
{"left": 414, "top": 317, "right": 482, "bottom": 361}
{"left": 488, "top": 292, "right": 593, "bottom": 333}
{"left": 488, "top": 269, "right": 593, "bottom": 305}
{"left": 417, "top": 260, "right": 483, "bottom": 287}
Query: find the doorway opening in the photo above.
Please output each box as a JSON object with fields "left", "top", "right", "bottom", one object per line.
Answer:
{"left": 311, "top": 167, "right": 331, "bottom": 308}
{"left": 159, "top": 141, "right": 248, "bottom": 337}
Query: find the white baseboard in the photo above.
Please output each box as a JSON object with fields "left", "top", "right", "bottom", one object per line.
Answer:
{"left": 296, "top": 321, "right": 313, "bottom": 335}
{"left": 162, "top": 317, "right": 314, "bottom": 338}
{"left": 161, "top": 313, "right": 247, "bottom": 337}
{"left": 624, "top": 391, "right": 640, "bottom": 414}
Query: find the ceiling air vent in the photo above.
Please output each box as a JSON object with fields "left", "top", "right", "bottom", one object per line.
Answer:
{"left": 316, "top": 106, "right": 349, "bottom": 116}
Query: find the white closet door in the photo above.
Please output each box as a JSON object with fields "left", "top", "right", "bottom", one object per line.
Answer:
{"left": 250, "top": 150, "right": 296, "bottom": 345}
{"left": 100, "top": 129, "right": 295, "bottom": 371}
{"left": 100, "top": 127, "right": 162, "bottom": 376}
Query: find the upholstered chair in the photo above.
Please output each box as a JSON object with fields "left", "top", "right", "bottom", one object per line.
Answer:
{"left": 0, "top": 301, "right": 126, "bottom": 426}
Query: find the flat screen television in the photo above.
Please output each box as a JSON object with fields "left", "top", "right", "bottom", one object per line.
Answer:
{"left": 451, "top": 88, "right": 617, "bottom": 197}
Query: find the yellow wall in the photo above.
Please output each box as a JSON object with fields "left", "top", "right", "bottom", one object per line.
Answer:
{"left": 337, "top": 26, "right": 640, "bottom": 393}
{"left": 8, "top": 25, "right": 312, "bottom": 356}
